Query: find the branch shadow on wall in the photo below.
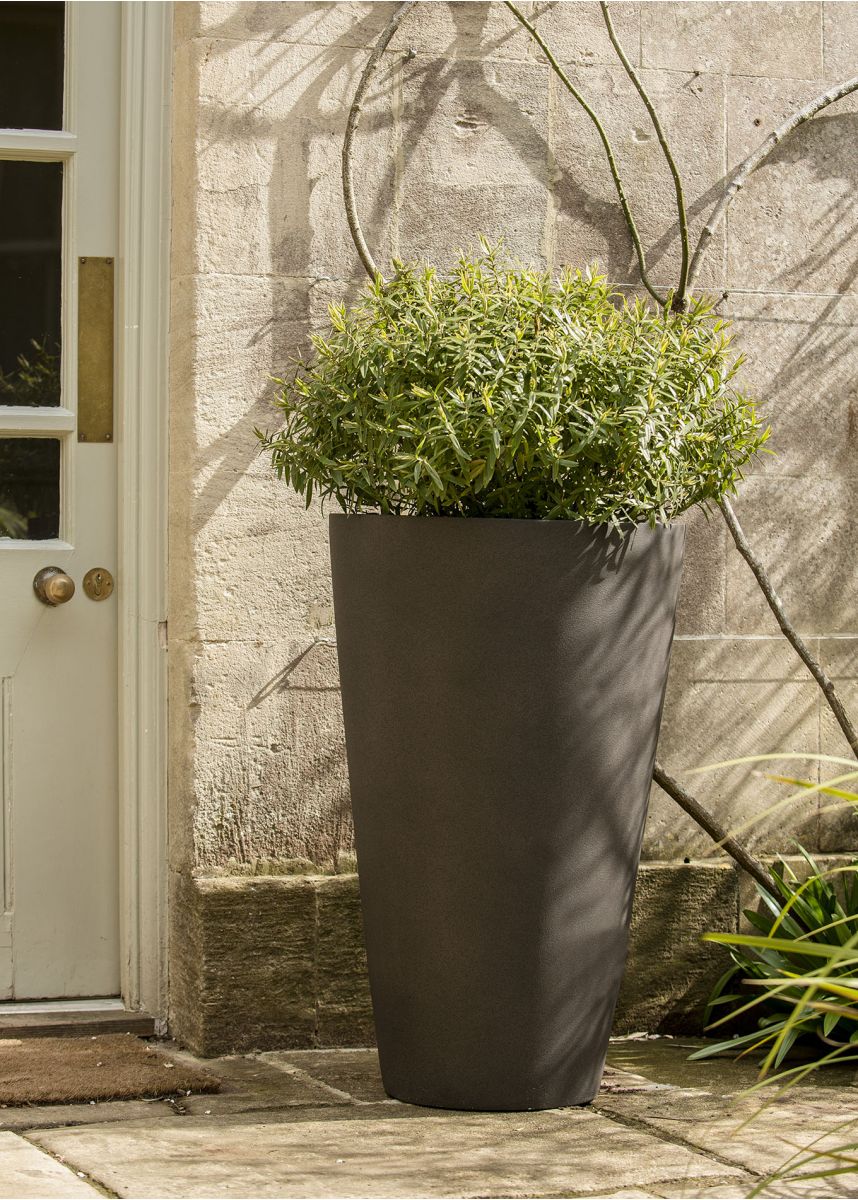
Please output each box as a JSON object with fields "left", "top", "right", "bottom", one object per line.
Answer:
{"left": 177, "top": 8, "right": 858, "bottom": 870}
{"left": 181, "top": 10, "right": 401, "bottom": 536}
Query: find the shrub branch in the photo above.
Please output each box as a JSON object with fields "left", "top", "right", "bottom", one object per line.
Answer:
{"left": 504, "top": 1, "right": 667, "bottom": 307}
{"left": 719, "top": 496, "right": 858, "bottom": 760}
{"left": 599, "top": 2, "right": 690, "bottom": 310}
{"left": 342, "top": 0, "right": 416, "bottom": 281}
{"left": 687, "top": 75, "right": 858, "bottom": 294}
{"left": 652, "top": 761, "right": 779, "bottom": 895}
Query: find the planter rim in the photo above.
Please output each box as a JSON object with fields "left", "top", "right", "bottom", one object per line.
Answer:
{"left": 329, "top": 512, "right": 679, "bottom": 531}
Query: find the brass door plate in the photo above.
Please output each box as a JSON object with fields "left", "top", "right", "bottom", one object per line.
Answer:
{"left": 82, "top": 567, "right": 114, "bottom": 601}
{"left": 78, "top": 256, "right": 114, "bottom": 442}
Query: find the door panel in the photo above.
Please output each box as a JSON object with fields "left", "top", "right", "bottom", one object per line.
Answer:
{"left": 0, "top": 3, "right": 120, "bottom": 999}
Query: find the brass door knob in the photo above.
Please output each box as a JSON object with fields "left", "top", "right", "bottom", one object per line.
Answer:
{"left": 33, "top": 566, "right": 76, "bottom": 606}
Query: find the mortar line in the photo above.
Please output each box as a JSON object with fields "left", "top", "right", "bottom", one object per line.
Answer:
{"left": 515, "top": 1170, "right": 758, "bottom": 1200}
{"left": 176, "top": 632, "right": 858, "bottom": 645}
{"left": 820, "top": 0, "right": 826, "bottom": 78}
{"left": 20, "top": 1133, "right": 121, "bottom": 1199}
{"left": 391, "top": 44, "right": 405, "bottom": 263}
{"left": 675, "top": 633, "right": 858, "bottom": 642}
{"left": 2, "top": 1096, "right": 183, "bottom": 1133}
{"left": 815, "top": 634, "right": 824, "bottom": 847}
{"left": 593, "top": 1101, "right": 766, "bottom": 1180}
{"left": 542, "top": 64, "right": 558, "bottom": 269}
{"left": 721, "top": 69, "right": 729, "bottom": 284}
{"left": 258, "top": 1058, "right": 357, "bottom": 1104}
{"left": 170, "top": 268, "right": 857, "bottom": 300}
{"left": 312, "top": 883, "right": 321, "bottom": 1048}
{"left": 181, "top": 30, "right": 837, "bottom": 89}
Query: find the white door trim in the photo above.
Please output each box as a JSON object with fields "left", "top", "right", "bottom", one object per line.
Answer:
{"left": 116, "top": 1, "right": 172, "bottom": 1019}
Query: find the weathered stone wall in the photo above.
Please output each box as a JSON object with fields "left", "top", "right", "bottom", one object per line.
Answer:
{"left": 172, "top": 856, "right": 856, "bottom": 1056}
{"left": 171, "top": 863, "right": 739, "bottom": 1055}
{"left": 168, "top": 1, "right": 858, "bottom": 1040}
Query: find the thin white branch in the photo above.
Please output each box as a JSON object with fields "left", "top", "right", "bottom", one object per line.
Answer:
{"left": 342, "top": 1, "right": 416, "bottom": 280}
{"left": 688, "top": 75, "right": 858, "bottom": 294}
{"left": 720, "top": 496, "right": 858, "bottom": 760}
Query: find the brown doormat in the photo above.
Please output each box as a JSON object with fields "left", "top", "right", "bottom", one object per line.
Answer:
{"left": 0, "top": 1034, "right": 220, "bottom": 1105}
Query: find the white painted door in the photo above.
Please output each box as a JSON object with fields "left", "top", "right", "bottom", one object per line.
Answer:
{"left": 0, "top": 3, "right": 121, "bottom": 998}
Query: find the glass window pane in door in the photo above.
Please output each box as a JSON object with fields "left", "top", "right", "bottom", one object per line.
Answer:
{"left": 0, "top": 161, "right": 62, "bottom": 407}
{"left": 0, "top": 438, "right": 60, "bottom": 540}
{"left": 0, "top": 3, "right": 65, "bottom": 131}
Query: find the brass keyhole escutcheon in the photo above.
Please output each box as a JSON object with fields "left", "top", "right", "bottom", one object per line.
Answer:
{"left": 83, "top": 567, "right": 114, "bottom": 601}
{"left": 33, "top": 567, "right": 76, "bottom": 606}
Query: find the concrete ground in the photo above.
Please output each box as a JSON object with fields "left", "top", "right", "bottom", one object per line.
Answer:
{"left": 0, "top": 1038, "right": 855, "bottom": 1199}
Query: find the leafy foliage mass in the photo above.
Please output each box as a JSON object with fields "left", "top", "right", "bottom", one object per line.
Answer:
{"left": 0, "top": 336, "right": 61, "bottom": 408}
{"left": 0, "top": 338, "right": 61, "bottom": 538}
{"left": 260, "top": 248, "right": 768, "bottom": 525}
{"left": 696, "top": 847, "right": 858, "bottom": 1069}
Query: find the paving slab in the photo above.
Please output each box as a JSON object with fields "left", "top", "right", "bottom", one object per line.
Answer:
{"left": 4, "top": 1040, "right": 857, "bottom": 1197}
{"left": 653, "top": 1177, "right": 858, "bottom": 1199}
{"left": 607, "top": 1038, "right": 858, "bottom": 1095}
{"left": 0, "top": 1095, "right": 179, "bottom": 1132}
{"left": 595, "top": 1086, "right": 858, "bottom": 1196}
{"left": 258, "top": 1048, "right": 394, "bottom": 1104}
{"left": 0, "top": 1130, "right": 100, "bottom": 1198}
{"left": 264, "top": 1046, "right": 678, "bottom": 1106}
{"left": 31, "top": 1108, "right": 744, "bottom": 1199}
{"left": 165, "top": 1047, "right": 346, "bottom": 1117}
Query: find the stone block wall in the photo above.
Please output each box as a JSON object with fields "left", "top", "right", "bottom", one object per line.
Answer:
{"left": 168, "top": 2, "right": 858, "bottom": 1046}
{"left": 172, "top": 863, "right": 739, "bottom": 1056}
{"left": 172, "top": 857, "right": 852, "bottom": 1057}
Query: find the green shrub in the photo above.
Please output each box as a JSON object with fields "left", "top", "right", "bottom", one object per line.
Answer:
{"left": 259, "top": 247, "right": 768, "bottom": 526}
{"left": 0, "top": 336, "right": 60, "bottom": 408}
{"left": 695, "top": 847, "right": 858, "bottom": 1069}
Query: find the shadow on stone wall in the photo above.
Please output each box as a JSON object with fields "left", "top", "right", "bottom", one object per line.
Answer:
{"left": 170, "top": 2, "right": 858, "bottom": 876}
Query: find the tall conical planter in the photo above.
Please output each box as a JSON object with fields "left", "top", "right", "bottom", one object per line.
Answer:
{"left": 330, "top": 513, "right": 685, "bottom": 1111}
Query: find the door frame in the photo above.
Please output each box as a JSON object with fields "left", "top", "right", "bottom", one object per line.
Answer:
{"left": 116, "top": 1, "right": 171, "bottom": 1020}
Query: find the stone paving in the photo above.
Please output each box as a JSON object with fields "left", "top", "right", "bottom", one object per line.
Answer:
{"left": 0, "top": 1038, "right": 855, "bottom": 1198}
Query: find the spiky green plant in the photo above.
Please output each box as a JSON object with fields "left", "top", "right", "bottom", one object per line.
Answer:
{"left": 259, "top": 247, "right": 767, "bottom": 526}
{"left": 681, "top": 755, "right": 858, "bottom": 1193}
{"left": 695, "top": 848, "right": 858, "bottom": 1071}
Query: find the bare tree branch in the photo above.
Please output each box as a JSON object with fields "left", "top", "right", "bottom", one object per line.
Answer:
{"left": 653, "top": 761, "right": 780, "bottom": 895}
{"left": 688, "top": 75, "right": 858, "bottom": 295}
{"left": 504, "top": 0, "right": 667, "bottom": 308}
{"left": 719, "top": 496, "right": 858, "bottom": 759}
{"left": 599, "top": 2, "right": 690, "bottom": 311}
{"left": 342, "top": 1, "right": 416, "bottom": 281}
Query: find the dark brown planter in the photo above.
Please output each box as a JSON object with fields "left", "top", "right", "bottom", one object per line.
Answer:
{"left": 329, "top": 514, "right": 685, "bottom": 1111}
